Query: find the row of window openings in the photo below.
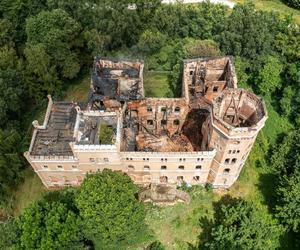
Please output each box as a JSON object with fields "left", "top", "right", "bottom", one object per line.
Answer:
{"left": 43, "top": 165, "right": 77, "bottom": 169}
{"left": 49, "top": 176, "right": 82, "bottom": 182}
{"left": 147, "top": 119, "right": 180, "bottom": 126}
{"left": 228, "top": 150, "right": 240, "bottom": 154}
{"left": 147, "top": 107, "right": 181, "bottom": 113}
{"left": 160, "top": 176, "right": 201, "bottom": 182}
{"left": 126, "top": 158, "right": 204, "bottom": 162}
{"left": 89, "top": 158, "right": 109, "bottom": 163}
{"left": 224, "top": 158, "right": 237, "bottom": 164}
{"left": 128, "top": 165, "right": 202, "bottom": 170}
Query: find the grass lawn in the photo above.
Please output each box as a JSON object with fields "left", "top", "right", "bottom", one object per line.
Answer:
{"left": 145, "top": 188, "right": 217, "bottom": 249}
{"left": 11, "top": 169, "right": 47, "bottom": 216}
{"left": 233, "top": 0, "right": 300, "bottom": 24}
{"left": 64, "top": 73, "right": 91, "bottom": 102}
{"left": 144, "top": 71, "right": 172, "bottom": 98}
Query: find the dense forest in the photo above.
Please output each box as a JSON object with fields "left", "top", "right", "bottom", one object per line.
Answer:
{"left": 0, "top": 0, "right": 300, "bottom": 249}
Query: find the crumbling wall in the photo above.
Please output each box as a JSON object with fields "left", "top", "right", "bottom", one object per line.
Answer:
{"left": 183, "top": 57, "right": 237, "bottom": 103}
{"left": 136, "top": 98, "right": 188, "bottom": 137}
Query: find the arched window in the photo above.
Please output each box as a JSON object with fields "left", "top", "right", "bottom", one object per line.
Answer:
{"left": 161, "top": 165, "right": 167, "bottom": 170}
{"left": 173, "top": 119, "right": 180, "bottom": 125}
{"left": 147, "top": 120, "right": 153, "bottom": 125}
{"left": 128, "top": 165, "right": 135, "bottom": 170}
{"left": 232, "top": 158, "right": 237, "bottom": 164}
{"left": 175, "top": 107, "right": 180, "bottom": 112}
{"left": 144, "top": 165, "right": 150, "bottom": 171}
{"left": 194, "top": 176, "right": 200, "bottom": 181}
{"left": 178, "top": 165, "right": 184, "bottom": 170}
{"left": 161, "top": 120, "right": 167, "bottom": 125}
{"left": 225, "top": 158, "right": 230, "bottom": 164}
{"left": 195, "top": 165, "right": 202, "bottom": 170}
{"left": 224, "top": 168, "right": 230, "bottom": 174}
{"left": 147, "top": 107, "right": 152, "bottom": 112}
{"left": 177, "top": 176, "right": 184, "bottom": 182}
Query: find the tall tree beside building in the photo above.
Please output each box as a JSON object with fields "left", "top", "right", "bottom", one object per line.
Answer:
{"left": 76, "top": 169, "right": 146, "bottom": 249}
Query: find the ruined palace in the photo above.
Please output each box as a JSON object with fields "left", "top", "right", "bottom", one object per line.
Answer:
{"left": 24, "top": 56, "right": 267, "bottom": 189}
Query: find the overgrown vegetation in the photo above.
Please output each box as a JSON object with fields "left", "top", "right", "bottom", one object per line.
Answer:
{"left": 0, "top": 0, "right": 299, "bottom": 249}
{"left": 98, "top": 124, "right": 114, "bottom": 145}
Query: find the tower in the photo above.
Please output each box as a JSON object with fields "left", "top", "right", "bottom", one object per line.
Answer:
{"left": 207, "top": 88, "right": 267, "bottom": 187}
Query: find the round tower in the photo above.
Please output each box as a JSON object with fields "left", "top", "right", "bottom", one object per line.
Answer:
{"left": 207, "top": 89, "right": 267, "bottom": 188}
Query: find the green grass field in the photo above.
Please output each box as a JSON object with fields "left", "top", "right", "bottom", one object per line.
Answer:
{"left": 233, "top": 0, "right": 300, "bottom": 24}
{"left": 11, "top": 169, "right": 46, "bottom": 216}
{"left": 64, "top": 73, "right": 91, "bottom": 102}
{"left": 144, "top": 71, "right": 171, "bottom": 97}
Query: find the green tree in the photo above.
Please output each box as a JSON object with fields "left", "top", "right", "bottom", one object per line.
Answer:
{"left": 46, "top": 0, "right": 94, "bottom": 26}
{"left": 271, "top": 129, "right": 300, "bottom": 236}
{"left": 0, "top": 129, "right": 25, "bottom": 206}
{"left": 0, "top": 0, "right": 47, "bottom": 45}
{"left": 234, "top": 56, "right": 250, "bottom": 87}
{"left": 282, "top": 0, "right": 300, "bottom": 9}
{"left": 0, "top": 47, "right": 24, "bottom": 127}
{"left": 280, "top": 86, "right": 293, "bottom": 116}
{"left": 201, "top": 198, "right": 282, "bottom": 250}
{"left": 256, "top": 56, "right": 283, "bottom": 95}
{"left": 0, "top": 19, "right": 16, "bottom": 47}
{"left": 275, "top": 22, "right": 300, "bottom": 62}
{"left": 16, "top": 199, "right": 83, "bottom": 250}
{"left": 83, "top": 29, "right": 111, "bottom": 56}
{"left": 152, "top": 2, "right": 226, "bottom": 40}
{"left": 217, "top": 3, "right": 281, "bottom": 70}
{"left": 24, "top": 9, "right": 82, "bottom": 100}
{"left": 26, "top": 9, "right": 82, "bottom": 78}
{"left": 90, "top": 0, "right": 161, "bottom": 48}
{"left": 24, "top": 44, "right": 61, "bottom": 100}
{"left": 0, "top": 69, "right": 24, "bottom": 128}
{"left": 0, "top": 219, "right": 19, "bottom": 250}
{"left": 137, "top": 29, "right": 167, "bottom": 54}
{"left": 182, "top": 38, "right": 221, "bottom": 58}
{"left": 276, "top": 174, "right": 300, "bottom": 233}
{"left": 76, "top": 169, "right": 146, "bottom": 249}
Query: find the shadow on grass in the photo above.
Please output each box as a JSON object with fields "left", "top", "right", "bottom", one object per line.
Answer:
{"left": 256, "top": 172, "right": 278, "bottom": 212}
{"left": 197, "top": 195, "right": 241, "bottom": 250}
{"left": 256, "top": 132, "right": 288, "bottom": 212}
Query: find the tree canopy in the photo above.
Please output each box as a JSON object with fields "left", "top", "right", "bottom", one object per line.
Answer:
{"left": 271, "top": 129, "right": 300, "bottom": 235}
{"left": 16, "top": 196, "right": 83, "bottom": 250}
{"left": 24, "top": 9, "right": 82, "bottom": 100}
{"left": 201, "top": 198, "right": 282, "bottom": 250}
{"left": 76, "top": 169, "right": 146, "bottom": 248}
